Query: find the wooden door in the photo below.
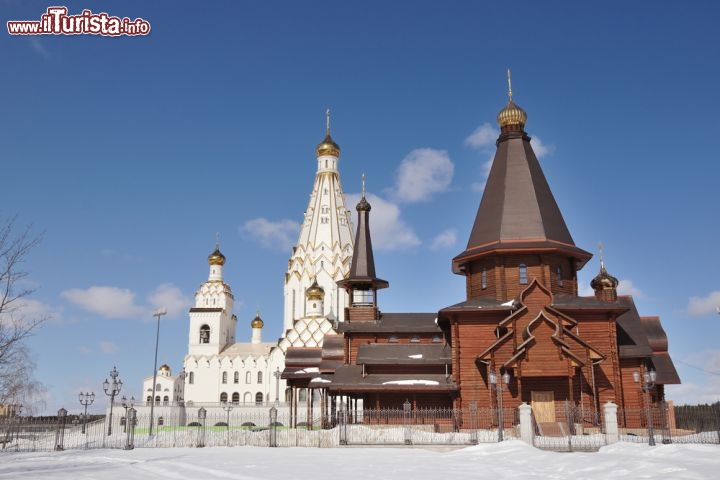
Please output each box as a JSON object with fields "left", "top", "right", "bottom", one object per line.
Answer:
{"left": 532, "top": 391, "right": 555, "bottom": 423}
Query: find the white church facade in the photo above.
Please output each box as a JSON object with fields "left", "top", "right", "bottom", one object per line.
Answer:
{"left": 134, "top": 112, "right": 354, "bottom": 423}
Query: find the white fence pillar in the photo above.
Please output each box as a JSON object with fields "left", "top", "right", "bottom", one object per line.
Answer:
{"left": 603, "top": 401, "right": 619, "bottom": 444}
{"left": 518, "top": 402, "right": 533, "bottom": 445}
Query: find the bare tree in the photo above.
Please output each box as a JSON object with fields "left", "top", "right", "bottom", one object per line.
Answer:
{"left": 0, "top": 215, "right": 46, "bottom": 411}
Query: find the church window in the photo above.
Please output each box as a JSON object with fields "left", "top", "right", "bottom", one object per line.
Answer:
{"left": 146, "top": 396, "right": 152, "bottom": 403}
{"left": 245, "top": 371, "right": 251, "bottom": 383}
{"left": 257, "top": 371, "right": 263, "bottom": 384}
{"left": 163, "top": 396, "right": 169, "bottom": 405}
{"left": 255, "top": 392, "right": 263, "bottom": 405}
{"left": 388, "top": 335, "right": 399, "bottom": 343}
{"left": 556, "top": 265, "right": 564, "bottom": 286}
{"left": 324, "top": 188, "right": 328, "bottom": 195}
{"left": 232, "top": 392, "right": 240, "bottom": 404}
{"left": 244, "top": 392, "right": 251, "bottom": 404}
{"left": 222, "top": 372, "right": 227, "bottom": 384}
{"left": 200, "top": 325, "right": 210, "bottom": 344}
{"left": 220, "top": 392, "right": 228, "bottom": 403}
{"left": 481, "top": 268, "right": 487, "bottom": 289}
{"left": 325, "top": 160, "right": 328, "bottom": 168}
{"left": 410, "top": 336, "right": 420, "bottom": 343}
{"left": 155, "top": 396, "right": 161, "bottom": 405}
{"left": 188, "top": 372, "right": 194, "bottom": 384}
{"left": 158, "top": 416, "right": 164, "bottom": 426}
{"left": 156, "top": 383, "right": 161, "bottom": 391}
{"left": 519, "top": 264, "right": 528, "bottom": 284}
{"left": 234, "top": 372, "right": 239, "bottom": 384}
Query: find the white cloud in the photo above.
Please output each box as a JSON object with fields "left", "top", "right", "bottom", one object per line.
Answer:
{"left": 61, "top": 286, "right": 145, "bottom": 319}
{"left": 464, "top": 123, "right": 498, "bottom": 148}
{"left": 392, "top": 148, "right": 454, "bottom": 203}
{"left": 687, "top": 291, "right": 720, "bottom": 316}
{"left": 345, "top": 193, "right": 420, "bottom": 251}
{"left": 617, "top": 279, "right": 644, "bottom": 298}
{"left": 240, "top": 218, "right": 299, "bottom": 252}
{"left": 578, "top": 281, "right": 595, "bottom": 297}
{"left": 99, "top": 341, "right": 119, "bottom": 355}
{"left": 0, "top": 298, "right": 64, "bottom": 324}
{"left": 429, "top": 229, "right": 457, "bottom": 250}
{"left": 666, "top": 349, "right": 720, "bottom": 405}
{"left": 529, "top": 135, "right": 554, "bottom": 158}
{"left": 147, "top": 283, "right": 189, "bottom": 318}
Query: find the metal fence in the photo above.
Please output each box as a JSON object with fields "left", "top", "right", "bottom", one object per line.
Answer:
{"left": 2, "top": 402, "right": 718, "bottom": 453}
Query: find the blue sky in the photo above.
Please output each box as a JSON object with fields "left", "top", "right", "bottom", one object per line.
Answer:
{"left": 2, "top": 1, "right": 719, "bottom": 413}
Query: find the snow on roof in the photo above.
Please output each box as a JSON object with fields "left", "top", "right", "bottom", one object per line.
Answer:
{"left": 382, "top": 379, "right": 439, "bottom": 386}
{"left": 408, "top": 354, "right": 423, "bottom": 359}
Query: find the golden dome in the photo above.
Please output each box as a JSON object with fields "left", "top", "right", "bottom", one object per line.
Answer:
{"left": 208, "top": 246, "right": 226, "bottom": 266}
{"left": 159, "top": 364, "right": 171, "bottom": 372}
{"left": 306, "top": 279, "right": 325, "bottom": 300}
{"left": 497, "top": 100, "right": 527, "bottom": 128}
{"left": 251, "top": 312, "right": 264, "bottom": 329}
{"left": 316, "top": 132, "right": 340, "bottom": 157}
{"left": 591, "top": 264, "right": 619, "bottom": 291}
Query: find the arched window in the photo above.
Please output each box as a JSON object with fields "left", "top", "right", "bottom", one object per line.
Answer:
{"left": 155, "top": 395, "right": 161, "bottom": 405}
{"left": 556, "top": 265, "right": 564, "bottom": 287}
{"left": 255, "top": 392, "right": 263, "bottom": 405}
{"left": 481, "top": 267, "right": 487, "bottom": 289}
{"left": 519, "top": 264, "right": 528, "bottom": 284}
{"left": 220, "top": 392, "right": 228, "bottom": 403}
{"left": 146, "top": 396, "right": 152, "bottom": 403}
{"left": 245, "top": 371, "right": 251, "bottom": 384}
{"left": 244, "top": 392, "right": 252, "bottom": 404}
{"left": 257, "top": 371, "right": 263, "bottom": 384}
{"left": 163, "top": 396, "right": 169, "bottom": 405}
{"left": 234, "top": 372, "right": 239, "bottom": 384}
{"left": 199, "top": 325, "right": 210, "bottom": 344}
{"left": 155, "top": 383, "right": 161, "bottom": 391}
{"left": 232, "top": 392, "right": 240, "bottom": 404}
{"left": 188, "top": 372, "right": 194, "bottom": 384}
{"left": 222, "top": 371, "right": 228, "bottom": 384}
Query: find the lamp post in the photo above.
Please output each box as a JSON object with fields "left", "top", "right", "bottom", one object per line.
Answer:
{"left": 222, "top": 401, "right": 233, "bottom": 446}
{"left": 273, "top": 367, "right": 281, "bottom": 406}
{"left": 121, "top": 396, "right": 135, "bottom": 433}
{"left": 103, "top": 366, "right": 123, "bottom": 436}
{"left": 149, "top": 307, "right": 167, "bottom": 437}
{"left": 78, "top": 392, "right": 95, "bottom": 434}
{"left": 489, "top": 369, "right": 510, "bottom": 441}
{"left": 54, "top": 408, "right": 68, "bottom": 451}
{"left": 633, "top": 368, "right": 657, "bottom": 446}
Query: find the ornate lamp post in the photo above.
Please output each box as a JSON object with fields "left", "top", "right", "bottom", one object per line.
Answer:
{"left": 103, "top": 366, "right": 123, "bottom": 436}
{"left": 633, "top": 368, "right": 657, "bottom": 446}
{"left": 273, "top": 367, "right": 281, "bottom": 406}
{"left": 489, "top": 369, "right": 510, "bottom": 441}
{"left": 121, "top": 396, "right": 135, "bottom": 433}
{"left": 78, "top": 392, "right": 95, "bottom": 434}
{"left": 222, "top": 401, "right": 233, "bottom": 446}
{"left": 149, "top": 307, "right": 167, "bottom": 437}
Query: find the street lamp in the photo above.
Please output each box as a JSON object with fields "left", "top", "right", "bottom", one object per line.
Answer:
{"left": 633, "top": 368, "right": 657, "bottom": 446}
{"left": 121, "top": 396, "right": 135, "bottom": 433}
{"left": 222, "top": 401, "right": 234, "bottom": 446}
{"left": 78, "top": 392, "right": 95, "bottom": 434}
{"left": 103, "top": 366, "right": 123, "bottom": 436}
{"left": 273, "top": 367, "right": 281, "bottom": 406}
{"left": 489, "top": 369, "right": 510, "bottom": 441}
{"left": 149, "top": 307, "right": 167, "bottom": 437}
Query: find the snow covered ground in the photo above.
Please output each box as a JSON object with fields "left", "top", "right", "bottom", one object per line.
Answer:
{"left": 0, "top": 441, "right": 718, "bottom": 480}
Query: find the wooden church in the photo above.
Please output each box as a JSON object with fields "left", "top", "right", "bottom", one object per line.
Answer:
{"left": 282, "top": 77, "right": 679, "bottom": 428}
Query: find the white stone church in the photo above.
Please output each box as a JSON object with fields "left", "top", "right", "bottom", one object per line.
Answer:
{"left": 136, "top": 112, "right": 355, "bottom": 420}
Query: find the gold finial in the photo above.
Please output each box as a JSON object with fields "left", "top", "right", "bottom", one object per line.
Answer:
{"left": 326, "top": 108, "right": 331, "bottom": 134}
{"left": 215, "top": 232, "right": 220, "bottom": 249}
{"left": 507, "top": 67, "right": 513, "bottom": 102}
{"left": 361, "top": 173, "right": 366, "bottom": 198}
{"left": 599, "top": 242, "right": 605, "bottom": 270}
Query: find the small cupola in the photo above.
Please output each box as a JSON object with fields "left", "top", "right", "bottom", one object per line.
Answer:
{"left": 591, "top": 243, "right": 619, "bottom": 302}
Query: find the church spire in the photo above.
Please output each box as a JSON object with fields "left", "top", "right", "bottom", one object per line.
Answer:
{"left": 591, "top": 242, "right": 619, "bottom": 302}
{"left": 316, "top": 108, "right": 340, "bottom": 158}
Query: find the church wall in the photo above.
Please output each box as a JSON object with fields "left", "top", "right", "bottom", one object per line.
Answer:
{"left": 454, "top": 318, "right": 503, "bottom": 409}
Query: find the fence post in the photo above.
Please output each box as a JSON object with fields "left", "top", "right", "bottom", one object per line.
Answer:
{"left": 269, "top": 406, "right": 278, "bottom": 447}
{"left": 603, "top": 401, "right": 619, "bottom": 444}
{"left": 403, "top": 400, "right": 412, "bottom": 445}
{"left": 469, "top": 402, "right": 478, "bottom": 445}
{"left": 518, "top": 403, "right": 533, "bottom": 445}
{"left": 54, "top": 408, "right": 67, "bottom": 451}
{"left": 339, "top": 401, "right": 347, "bottom": 445}
{"left": 124, "top": 408, "right": 136, "bottom": 450}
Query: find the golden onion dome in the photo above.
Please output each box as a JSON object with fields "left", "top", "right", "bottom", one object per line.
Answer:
{"left": 590, "top": 264, "right": 619, "bottom": 291}
{"left": 159, "top": 364, "right": 171, "bottom": 372}
{"left": 208, "top": 246, "right": 226, "bottom": 266}
{"left": 316, "top": 132, "right": 340, "bottom": 157}
{"left": 251, "top": 312, "right": 264, "bottom": 329}
{"left": 497, "top": 100, "right": 527, "bottom": 128}
{"left": 306, "top": 279, "right": 325, "bottom": 300}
